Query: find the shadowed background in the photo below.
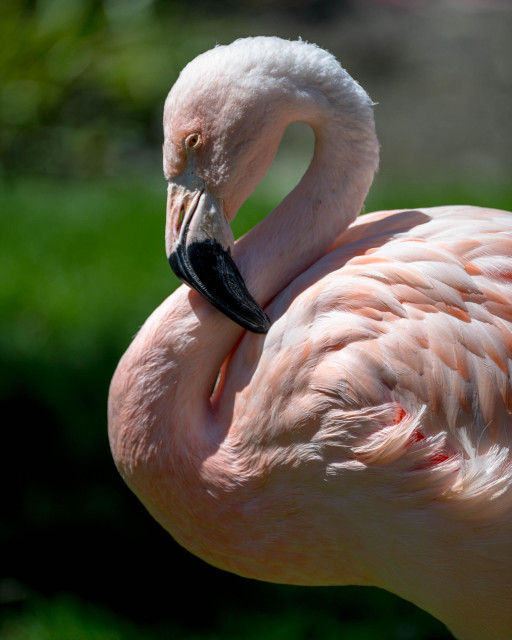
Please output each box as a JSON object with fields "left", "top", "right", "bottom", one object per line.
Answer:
{"left": 1, "top": 0, "right": 511, "bottom": 638}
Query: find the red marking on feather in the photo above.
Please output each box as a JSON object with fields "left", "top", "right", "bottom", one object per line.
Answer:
{"left": 395, "top": 406, "right": 450, "bottom": 466}
{"left": 407, "top": 427, "right": 457, "bottom": 470}
{"left": 393, "top": 404, "right": 407, "bottom": 424}
{"left": 428, "top": 450, "right": 451, "bottom": 465}
{"left": 408, "top": 428, "right": 425, "bottom": 445}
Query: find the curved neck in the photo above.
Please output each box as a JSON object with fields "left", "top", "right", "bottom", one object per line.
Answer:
{"left": 234, "top": 107, "right": 378, "bottom": 304}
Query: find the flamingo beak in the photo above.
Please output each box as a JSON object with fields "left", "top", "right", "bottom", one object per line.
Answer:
{"left": 166, "top": 181, "right": 270, "bottom": 334}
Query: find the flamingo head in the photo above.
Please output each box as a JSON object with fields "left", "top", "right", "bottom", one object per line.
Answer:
{"left": 161, "top": 40, "right": 300, "bottom": 334}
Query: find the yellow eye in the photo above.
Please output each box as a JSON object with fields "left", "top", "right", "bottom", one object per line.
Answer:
{"left": 185, "top": 133, "right": 202, "bottom": 150}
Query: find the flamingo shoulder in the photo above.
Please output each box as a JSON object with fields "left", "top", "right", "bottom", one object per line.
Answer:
{"left": 221, "top": 205, "right": 512, "bottom": 518}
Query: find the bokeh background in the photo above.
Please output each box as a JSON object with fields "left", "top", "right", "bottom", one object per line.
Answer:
{"left": 1, "top": 0, "right": 511, "bottom": 638}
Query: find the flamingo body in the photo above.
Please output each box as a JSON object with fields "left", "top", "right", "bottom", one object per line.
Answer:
{"left": 109, "top": 38, "right": 512, "bottom": 639}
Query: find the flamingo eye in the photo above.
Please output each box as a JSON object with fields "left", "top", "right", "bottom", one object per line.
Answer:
{"left": 185, "top": 133, "right": 202, "bottom": 150}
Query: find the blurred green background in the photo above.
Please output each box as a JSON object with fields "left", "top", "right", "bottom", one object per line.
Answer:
{"left": 1, "top": 0, "right": 511, "bottom": 638}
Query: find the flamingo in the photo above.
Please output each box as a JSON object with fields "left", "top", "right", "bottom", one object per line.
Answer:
{"left": 108, "top": 37, "right": 512, "bottom": 639}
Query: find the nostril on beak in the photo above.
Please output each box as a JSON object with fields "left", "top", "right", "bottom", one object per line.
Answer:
{"left": 177, "top": 205, "right": 185, "bottom": 233}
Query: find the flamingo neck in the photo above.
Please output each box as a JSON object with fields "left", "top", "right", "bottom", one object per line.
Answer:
{"left": 107, "top": 285, "right": 231, "bottom": 531}
{"left": 234, "top": 100, "right": 379, "bottom": 306}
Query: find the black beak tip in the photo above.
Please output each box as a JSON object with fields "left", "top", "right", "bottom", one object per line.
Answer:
{"left": 245, "top": 309, "right": 271, "bottom": 334}
{"left": 168, "top": 243, "right": 272, "bottom": 335}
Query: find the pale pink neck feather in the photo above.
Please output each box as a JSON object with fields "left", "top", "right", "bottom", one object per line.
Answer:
{"left": 234, "top": 121, "right": 377, "bottom": 305}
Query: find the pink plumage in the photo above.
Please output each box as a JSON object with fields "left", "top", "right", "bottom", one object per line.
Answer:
{"left": 108, "top": 37, "right": 512, "bottom": 640}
